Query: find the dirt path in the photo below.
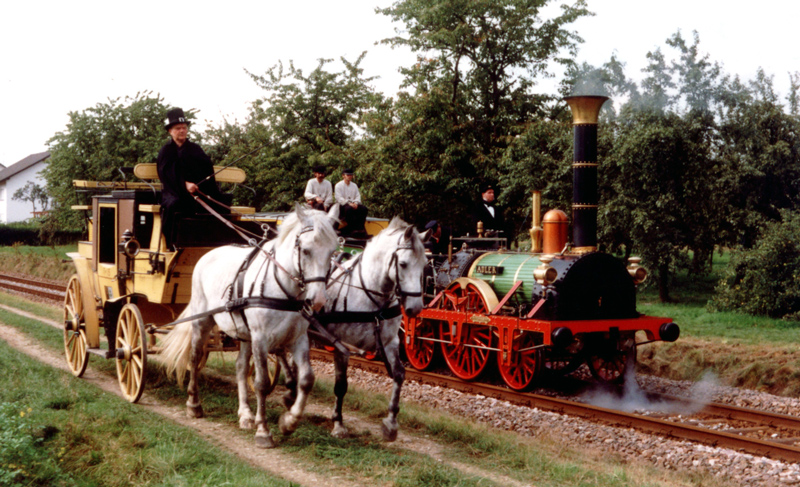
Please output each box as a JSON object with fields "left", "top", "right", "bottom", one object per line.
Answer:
{"left": 0, "top": 304, "right": 532, "bottom": 487}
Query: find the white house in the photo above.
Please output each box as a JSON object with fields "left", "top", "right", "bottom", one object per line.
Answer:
{"left": 0, "top": 151, "right": 51, "bottom": 223}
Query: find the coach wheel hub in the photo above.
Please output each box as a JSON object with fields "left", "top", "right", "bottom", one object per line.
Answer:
{"left": 116, "top": 347, "right": 130, "bottom": 360}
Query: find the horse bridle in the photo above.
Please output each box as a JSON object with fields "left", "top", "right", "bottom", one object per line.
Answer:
{"left": 259, "top": 224, "right": 329, "bottom": 300}
{"left": 354, "top": 232, "right": 423, "bottom": 310}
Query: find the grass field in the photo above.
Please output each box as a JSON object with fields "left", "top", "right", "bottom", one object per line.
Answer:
{"left": 0, "top": 244, "right": 75, "bottom": 282}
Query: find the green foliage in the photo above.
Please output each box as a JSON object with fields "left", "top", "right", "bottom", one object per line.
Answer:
{"left": 717, "top": 70, "right": 800, "bottom": 246}
{"left": 0, "top": 402, "right": 73, "bottom": 486}
{"left": 365, "top": 0, "right": 589, "bottom": 233}
{"left": 43, "top": 92, "right": 176, "bottom": 227}
{"left": 234, "top": 55, "right": 384, "bottom": 211}
{"left": 711, "top": 210, "right": 800, "bottom": 320}
{"left": 0, "top": 222, "right": 80, "bottom": 246}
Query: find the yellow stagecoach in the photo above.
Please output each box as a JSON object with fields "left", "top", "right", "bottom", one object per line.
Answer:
{"left": 63, "top": 164, "right": 387, "bottom": 402}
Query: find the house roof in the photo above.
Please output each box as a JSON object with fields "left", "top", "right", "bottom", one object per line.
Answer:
{"left": 0, "top": 151, "right": 50, "bottom": 183}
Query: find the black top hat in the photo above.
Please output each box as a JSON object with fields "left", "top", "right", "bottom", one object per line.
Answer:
{"left": 312, "top": 165, "right": 326, "bottom": 174}
{"left": 165, "top": 108, "right": 191, "bottom": 131}
{"left": 480, "top": 182, "right": 496, "bottom": 194}
{"left": 343, "top": 168, "right": 354, "bottom": 175}
{"left": 424, "top": 220, "right": 439, "bottom": 231}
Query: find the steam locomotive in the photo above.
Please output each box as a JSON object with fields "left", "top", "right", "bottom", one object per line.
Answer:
{"left": 401, "top": 96, "right": 680, "bottom": 390}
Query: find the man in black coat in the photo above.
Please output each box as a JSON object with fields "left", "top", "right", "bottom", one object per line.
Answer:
{"left": 156, "top": 108, "right": 223, "bottom": 248}
{"left": 472, "top": 183, "right": 506, "bottom": 239}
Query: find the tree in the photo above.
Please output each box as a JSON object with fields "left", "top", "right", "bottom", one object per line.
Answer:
{"left": 43, "top": 92, "right": 174, "bottom": 226}
{"left": 368, "top": 0, "right": 590, "bottom": 234}
{"left": 232, "top": 54, "right": 384, "bottom": 211}
{"left": 711, "top": 210, "right": 800, "bottom": 320}
{"left": 12, "top": 181, "right": 49, "bottom": 216}
{"left": 717, "top": 71, "right": 800, "bottom": 247}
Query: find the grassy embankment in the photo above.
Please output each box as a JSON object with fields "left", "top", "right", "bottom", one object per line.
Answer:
{"left": 0, "top": 292, "right": 703, "bottom": 487}
{"left": 637, "top": 252, "right": 800, "bottom": 397}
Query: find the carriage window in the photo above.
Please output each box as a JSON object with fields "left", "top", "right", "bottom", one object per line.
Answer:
{"left": 98, "top": 207, "right": 116, "bottom": 264}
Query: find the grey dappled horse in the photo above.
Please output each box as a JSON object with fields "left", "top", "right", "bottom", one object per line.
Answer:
{"left": 160, "top": 205, "right": 339, "bottom": 448}
{"left": 315, "top": 218, "right": 427, "bottom": 441}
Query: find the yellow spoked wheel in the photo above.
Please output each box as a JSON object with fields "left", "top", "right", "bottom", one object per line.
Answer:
{"left": 115, "top": 304, "right": 147, "bottom": 403}
{"left": 247, "top": 354, "right": 281, "bottom": 394}
{"left": 63, "top": 275, "right": 89, "bottom": 377}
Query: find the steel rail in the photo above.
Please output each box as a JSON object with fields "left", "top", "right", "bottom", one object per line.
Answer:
{"left": 0, "top": 274, "right": 65, "bottom": 301}
{"left": 309, "top": 349, "right": 800, "bottom": 463}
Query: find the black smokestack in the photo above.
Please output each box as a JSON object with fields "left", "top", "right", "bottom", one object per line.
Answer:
{"left": 564, "top": 96, "right": 608, "bottom": 252}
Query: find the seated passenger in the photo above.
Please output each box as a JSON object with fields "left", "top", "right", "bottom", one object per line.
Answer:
{"left": 304, "top": 165, "right": 333, "bottom": 211}
{"left": 156, "top": 107, "right": 225, "bottom": 249}
{"left": 334, "top": 168, "right": 368, "bottom": 237}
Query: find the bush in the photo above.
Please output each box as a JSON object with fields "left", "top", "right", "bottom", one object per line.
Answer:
{"left": 0, "top": 222, "right": 81, "bottom": 246}
{"left": 711, "top": 210, "right": 800, "bottom": 320}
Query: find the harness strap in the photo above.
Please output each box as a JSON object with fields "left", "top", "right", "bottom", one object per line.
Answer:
{"left": 167, "top": 296, "right": 304, "bottom": 329}
{"left": 228, "top": 245, "right": 267, "bottom": 335}
{"left": 313, "top": 305, "right": 402, "bottom": 325}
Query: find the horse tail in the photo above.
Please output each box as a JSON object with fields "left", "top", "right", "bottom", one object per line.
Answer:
{"left": 158, "top": 310, "right": 193, "bottom": 387}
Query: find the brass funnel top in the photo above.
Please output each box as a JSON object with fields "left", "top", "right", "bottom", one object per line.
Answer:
{"left": 564, "top": 96, "right": 609, "bottom": 124}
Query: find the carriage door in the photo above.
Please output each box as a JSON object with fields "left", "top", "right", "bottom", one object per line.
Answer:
{"left": 94, "top": 200, "right": 119, "bottom": 302}
{"left": 93, "top": 197, "right": 136, "bottom": 302}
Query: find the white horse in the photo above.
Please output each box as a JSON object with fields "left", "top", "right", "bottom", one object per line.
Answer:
{"left": 311, "top": 218, "right": 427, "bottom": 441}
{"left": 160, "top": 205, "right": 340, "bottom": 448}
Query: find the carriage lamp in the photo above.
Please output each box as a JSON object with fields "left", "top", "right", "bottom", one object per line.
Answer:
{"left": 118, "top": 229, "right": 141, "bottom": 258}
{"left": 626, "top": 256, "right": 647, "bottom": 285}
{"left": 534, "top": 254, "right": 558, "bottom": 285}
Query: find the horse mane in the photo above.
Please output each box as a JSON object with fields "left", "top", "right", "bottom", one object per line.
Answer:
{"left": 276, "top": 206, "right": 338, "bottom": 249}
{"left": 366, "top": 216, "right": 425, "bottom": 257}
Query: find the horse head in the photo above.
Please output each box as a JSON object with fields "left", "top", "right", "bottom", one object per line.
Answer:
{"left": 368, "top": 217, "right": 427, "bottom": 317}
{"left": 279, "top": 204, "right": 340, "bottom": 311}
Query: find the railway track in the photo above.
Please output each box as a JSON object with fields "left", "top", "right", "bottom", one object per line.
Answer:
{"left": 0, "top": 272, "right": 66, "bottom": 302}
{"left": 309, "top": 349, "right": 800, "bottom": 463}
{"left": 4, "top": 275, "right": 800, "bottom": 463}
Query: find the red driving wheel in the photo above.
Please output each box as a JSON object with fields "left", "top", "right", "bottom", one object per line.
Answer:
{"left": 439, "top": 279, "right": 496, "bottom": 380}
{"left": 497, "top": 331, "right": 542, "bottom": 391}
{"left": 403, "top": 315, "right": 437, "bottom": 371}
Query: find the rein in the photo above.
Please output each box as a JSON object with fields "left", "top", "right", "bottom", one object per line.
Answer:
{"left": 176, "top": 193, "right": 331, "bottom": 339}
{"left": 193, "top": 192, "right": 323, "bottom": 292}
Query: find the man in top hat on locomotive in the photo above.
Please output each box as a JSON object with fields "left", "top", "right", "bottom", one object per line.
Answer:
{"left": 472, "top": 182, "right": 506, "bottom": 240}
{"left": 304, "top": 165, "right": 333, "bottom": 211}
{"left": 156, "top": 107, "right": 224, "bottom": 248}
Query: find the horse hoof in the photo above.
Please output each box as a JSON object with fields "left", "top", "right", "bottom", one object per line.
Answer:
{"left": 381, "top": 418, "right": 398, "bottom": 442}
{"left": 331, "top": 423, "right": 349, "bottom": 439}
{"left": 239, "top": 417, "right": 255, "bottom": 430}
{"left": 255, "top": 433, "right": 276, "bottom": 449}
{"left": 187, "top": 404, "right": 204, "bottom": 419}
{"left": 279, "top": 413, "right": 297, "bottom": 435}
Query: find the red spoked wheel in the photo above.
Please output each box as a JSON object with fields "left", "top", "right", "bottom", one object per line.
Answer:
{"left": 439, "top": 279, "right": 497, "bottom": 380}
{"left": 403, "top": 316, "right": 437, "bottom": 371}
{"left": 497, "top": 331, "right": 543, "bottom": 391}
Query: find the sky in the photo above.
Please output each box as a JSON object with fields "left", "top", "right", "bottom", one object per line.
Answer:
{"left": 1, "top": 0, "right": 798, "bottom": 168}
